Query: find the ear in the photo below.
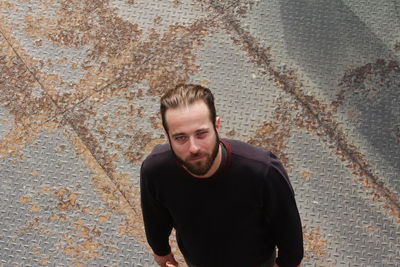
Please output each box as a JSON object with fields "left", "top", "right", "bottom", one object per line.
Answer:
{"left": 164, "top": 129, "right": 170, "bottom": 143}
{"left": 215, "top": 116, "right": 220, "bottom": 134}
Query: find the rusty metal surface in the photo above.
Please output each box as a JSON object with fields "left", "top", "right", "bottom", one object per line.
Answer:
{"left": 0, "top": 0, "right": 399, "bottom": 266}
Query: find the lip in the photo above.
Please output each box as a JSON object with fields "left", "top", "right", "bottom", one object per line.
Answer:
{"left": 190, "top": 155, "right": 204, "bottom": 162}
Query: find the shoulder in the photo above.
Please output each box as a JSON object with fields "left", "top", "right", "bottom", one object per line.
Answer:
{"left": 141, "top": 143, "right": 174, "bottom": 172}
{"left": 223, "top": 138, "right": 294, "bottom": 194}
{"left": 222, "top": 138, "right": 273, "bottom": 166}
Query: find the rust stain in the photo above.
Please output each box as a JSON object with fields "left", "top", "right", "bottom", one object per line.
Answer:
{"left": 59, "top": 213, "right": 67, "bottom": 222}
{"left": 172, "top": 0, "right": 182, "bottom": 6}
{"left": 32, "top": 247, "right": 39, "bottom": 257}
{"left": 16, "top": 217, "right": 40, "bottom": 236}
{"left": 48, "top": 214, "right": 59, "bottom": 222}
{"left": 82, "top": 206, "right": 91, "bottom": 214}
{"left": 19, "top": 195, "right": 32, "bottom": 203}
{"left": 39, "top": 256, "right": 49, "bottom": 265}
{"left": 30, "top": 204, "right": 40, "bottom": 213}
{"left": 39, "top": 186, "right": 52, "bottom": 195}
{"left": 63, "top": 126, "right": 149, "bottom": 246}
{"left": 98, "top": 214, "right": 110, "bottom": 224}
{"left": 205, "top": 1, "right": 400, "bottom": 221}
{"left": 301, "top": 170, "right": 311, "bottom": 181}
{"left": 0, "top": 1, "right": 14, "bottom": 10}
{"left": 0, "top": 32, "right": 61, "bottom": 160}
{"left": 248, "top": 112, "right": 292, "bottom": 166}
{"left": 62, "top": 227, "right": 102, "bottom": 262}
{"left": 303, "top": 225, "right": 327, "bottom": 259}
{"left": 335, "top": 59, "right": 400, "bottom": 109}
{"left": 56, "top": 144, "right": 67, "bottom": 152}
{"left": 18, "top": 185, "right": 118, "bottom": 264}
{"left": 55, "top": 188, "right": 81, "bottom": 211}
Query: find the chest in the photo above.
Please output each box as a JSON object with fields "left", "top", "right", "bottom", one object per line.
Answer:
{"left": 161, "top": 172, "right": 264, "bottom": 229}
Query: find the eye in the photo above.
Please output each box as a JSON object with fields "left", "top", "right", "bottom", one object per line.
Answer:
{"left": 196, "top": 130, "right": 208, "bottom": 138}
{"left": 174, "top": 135, "right": 187, "bottom": 142}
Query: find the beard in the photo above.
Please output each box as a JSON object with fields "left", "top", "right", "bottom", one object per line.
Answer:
{"left": 172, "top": 132, "right": 220, "bottom": 176}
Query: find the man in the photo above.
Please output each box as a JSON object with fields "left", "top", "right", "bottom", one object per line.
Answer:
{"left": 140, "top": 84, "right": 303, "bottom": 267}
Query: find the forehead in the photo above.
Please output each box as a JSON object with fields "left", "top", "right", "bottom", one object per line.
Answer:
{"left": 165, "top": 101, "right": 212, "bottom": 134}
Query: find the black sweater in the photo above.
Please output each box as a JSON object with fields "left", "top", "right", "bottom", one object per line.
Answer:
{"left": 140, "top": 139, "right": 303, "bottom": 267}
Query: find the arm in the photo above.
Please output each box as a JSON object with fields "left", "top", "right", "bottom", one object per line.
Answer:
{"left": 264, "top": 153, "right": 304, "bottom": 267}
{"left": 140, "top": 163, "right": 174, "bottom": 259}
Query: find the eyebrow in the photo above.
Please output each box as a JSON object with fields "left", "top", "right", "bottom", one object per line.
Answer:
{"left": 171, "top": 128, "right": 210, "bottom": 138}
{"left": 172, "top": 132, "right": 186, "bottom": 138}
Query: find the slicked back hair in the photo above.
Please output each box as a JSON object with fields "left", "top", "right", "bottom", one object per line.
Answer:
{"left": 160, "top": 84, "right": 216, "bottom": 133}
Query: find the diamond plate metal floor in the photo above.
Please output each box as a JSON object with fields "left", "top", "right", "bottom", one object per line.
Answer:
{"left": 1, "top": 0, "right": 399, "bottom": 266}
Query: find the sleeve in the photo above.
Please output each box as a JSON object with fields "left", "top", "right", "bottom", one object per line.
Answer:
{"left": 264, "top": 153, "right": 304, "bottom": 267}
{"left": 140, "top": 161, "right": 173, "bottom": 256}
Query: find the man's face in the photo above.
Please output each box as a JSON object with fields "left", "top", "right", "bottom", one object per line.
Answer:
{"left": 165, "top": 100, "right": 220, "bottom": 177}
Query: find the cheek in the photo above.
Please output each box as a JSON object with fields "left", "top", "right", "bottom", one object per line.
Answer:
{"left": 200, "top": 137, "right": 215, "bottom": 151}
{"left": 171, "top": 142, "right": 188, "bottom": 156}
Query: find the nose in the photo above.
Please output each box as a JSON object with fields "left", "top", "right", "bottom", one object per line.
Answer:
{"left": 188, "top": 136, "right": 200, "bottom": 154}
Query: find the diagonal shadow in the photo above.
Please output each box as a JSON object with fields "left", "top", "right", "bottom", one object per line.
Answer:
{"left": 279, "top": 0, "right": 400, "bottom": 191}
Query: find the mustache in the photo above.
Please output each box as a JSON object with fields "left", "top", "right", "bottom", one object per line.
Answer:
{"left": 188, "top": 152, "right": 205, "bottom": 159}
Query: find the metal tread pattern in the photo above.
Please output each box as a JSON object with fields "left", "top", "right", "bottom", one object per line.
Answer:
{"left": 1, "top": 0, "right": 399, "bottom": 266}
